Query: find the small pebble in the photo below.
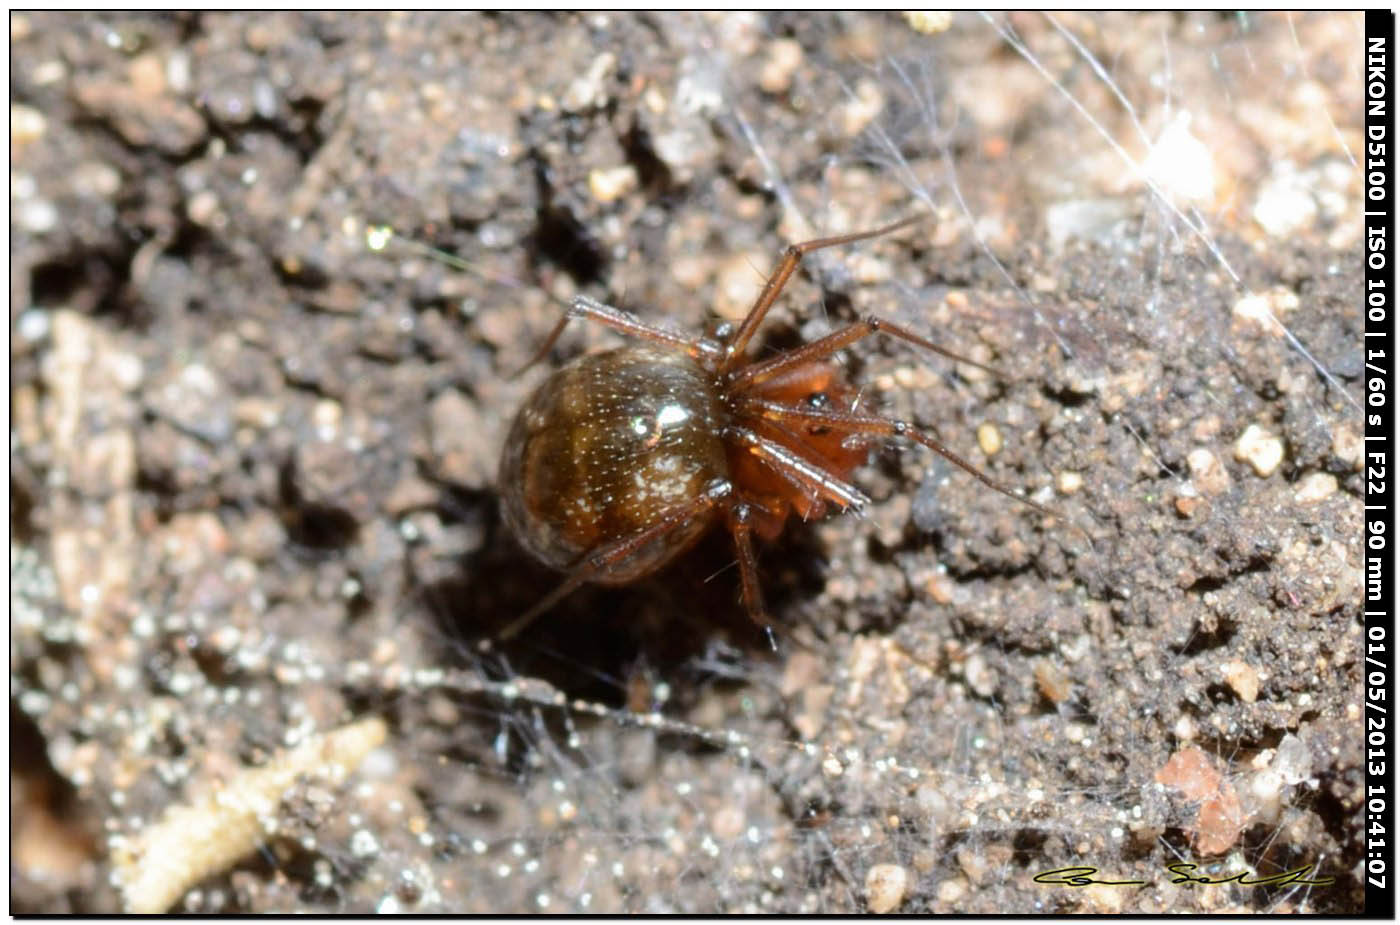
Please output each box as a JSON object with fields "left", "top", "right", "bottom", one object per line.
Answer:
{"left": 1221, "top": 659, "right": 1259, "bottom": 703}
{"left": 976, "top": 422, "right": 1002, "bottom": 457}
{"left": 1192, "top": 414, "right": 1223, "bottom": 440}
{"left": 1156, "top": 746, "right": 1246, "bottom": 854}
{"left": 1234, "top": 425, "right": 1284, "bottom": 477}
{"left": 350, "top": 829, "right": 379, "bottom": 859}
{"left": 560, "top": 51, "right": 615, "bottom": 111}
{"left": 1033, "top": 659, "right": 1073, "bottom": 704}
{"left": 166, "top": 50, "right": 192, "bottom": 94}
{"left": 1082, "top": 882, "right": 1126, "bottom": 913}
{"left": 1141, "top": 112, "right": 1215, "bottom": 206}
{"left": 12, "top": 171, "right": 36, "bottom": 198}
{"left": 711, "top": 806, "right": 745, "bottom": 841}
{"left": 1193, "top": 784, "right": 1245, "bottom": 855}
{"left": 1174, "top": 493, "right": 1201, "bottom": 518}
{"left": 17, "top": 309, "right": 50, "bottom": 343}
{"left": 150, "top": 362, "right": 233, "bottom": 443}
{"left": 936, "top": 877, "right": 967, "bottom": 904}
{"left": 127, "top": 53, "right": 166, "bottom": 98}
{"left": 1247, "top": 767, "right": 1285, "bottom": 823}
{"left": 1253, "top": 169, "right": 1317, "bottom": 237}
{"left": 837, "top": 78, "right": 884, "bottom": 137}
{"left": 73, "top": 161, "right": 122, "bottom": 198}
{"left": 963, "top": 653, "right": 996, "bottom": 698}
{"left": 1055, "top": 470, "right": 1083, "bottom": 494}
{"left": 1332, "top": 426, "right": 1363, "bottom": 470}
{"left": 186, "top": 190, "right": 220, "bottom": 226}
{"left": 956, "top": 846, "right": 990, "bottom": 884}
{"left": 312, "top": 398, "right": 342, "bottom": 436}
{"left": 904, "top": 11, "right": 953, "bottom": 34}
{"left": 759, "top": 38, "right": 803, "bottom": 95}
{"left": 1187, "top": 448, "right": 1230, "bottom": 495}
{"left": 1232, "top": 289, "right": 1299, "bottom": 333}
{"left": 252, "top": 81, "right": 278, "bottom": 119}
{"left": 587, "top": 165, "right": 638, "bottom": 204}
{"left": 669, "top": 254, "right": 711, "bottom": 289}
{"left": 17, "top": 198, "right": 58, "bottom": 233}
{"left": 11, "top": 103, "right": 46, "bottom": 147}
{"left": 924, "top": 571, "right": 954, "bottom": 605}
{"left": 846, "top": 252, "right": 892, "bottom": 286}
{"left": 1293, "top": 471, "right": 1337, "bottom": 504}
{"left": 106, "top": 351, "right": 144, "bottom": 391}
{"left": 1156, "top": 746, "right": 1221, "bottom": 801}
{"left": 1273, "top": 734, "right": 1312, "bottom": 785}
{"left": 31, "top": 59, "right": 66, "bottom": 86}
{"left": 865, "top": 863, "right": 909, "bottom": 913}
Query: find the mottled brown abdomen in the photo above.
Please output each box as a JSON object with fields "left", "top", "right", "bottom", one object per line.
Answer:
{"left": 499, "top": 346, "right": 730, "bottom": 583}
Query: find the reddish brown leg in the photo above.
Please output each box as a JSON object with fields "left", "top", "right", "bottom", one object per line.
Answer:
{"left": 726, "top": 501, "right": 778, "bottom": 651}
{"left": 492, "top": 479, "right": 733, "bottom": 643}
{"left": 738, "top": 398, "right": 1067, "bottom": 524}
{"left": 724, "top": 425, "right": 871, "bottom": 514}
{"left": 718, "top": 214, "right": 927, "bottom": 375}
{"left": 728, "top": 315, "right": 1006, "bottom": 392}
{"left": 512, "top": 311, "right": 572, "bottom": 377}
{"left": 515, "top": 294, "right": 720, "bottom": 377}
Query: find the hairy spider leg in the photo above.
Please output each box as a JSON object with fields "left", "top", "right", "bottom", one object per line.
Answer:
{"left": 729, "top": 314, "right": 1006, "bottom": 392}
{"left": 724, "top": 425, "right": 872, "bottom": 514}
{"left": 717, "top": 214, "right": 928, "bottom": 376}
{"left": 725, "top": 502, "right": 778, "bottom": 651}
{"left": 515, "top": 294, "right": 720, "bottom": 377}
{"left": 493, "top": 478, "right": 734, "bottom": 643}
{"left": 738, "top": 397, "right": 1071, "bottom": 526}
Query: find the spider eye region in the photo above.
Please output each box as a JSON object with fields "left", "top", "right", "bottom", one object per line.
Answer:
{"left": 806, "top": 391, "right": 830, "bottom": 408}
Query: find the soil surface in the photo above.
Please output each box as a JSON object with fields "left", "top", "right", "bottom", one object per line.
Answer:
{"left": 11, "top": 12, "right": 1364, "bottom": 913}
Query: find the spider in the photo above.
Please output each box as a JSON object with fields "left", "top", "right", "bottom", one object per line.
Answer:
{"left": 496, "top": 215, "right": 1059, "bottom": 647}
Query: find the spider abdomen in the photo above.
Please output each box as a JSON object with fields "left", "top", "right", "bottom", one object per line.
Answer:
{"left": 499, "top": 345, "right": 730, "bottom": 583}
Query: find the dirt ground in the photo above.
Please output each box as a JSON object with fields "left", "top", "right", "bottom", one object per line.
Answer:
{"left": 11, "top": 12, "right": 1365, "bottom": 914}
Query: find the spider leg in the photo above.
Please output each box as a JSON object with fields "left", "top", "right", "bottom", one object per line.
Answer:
{"left": 724, "top": 425, "right": 871, "bottom": 514}
{"left": 513, "top": 294, "right": 721, "bottom": 378}
{"left": 738, "top": 397, "right": 1070, "bottom": 525}
{"left": 512, "top": 311, "right": 572, "bottom": 377}
{"left": 492, "top": 479, "right": 733, "bottom": 643}
{"left": 718, "top": 214, "right": 927, "bottom": 375}
{"left": 726, "top": 501, "right": 778, "bottom": 652}
{"left": 728, "top": 314, "right": 1007, "bottom": 392}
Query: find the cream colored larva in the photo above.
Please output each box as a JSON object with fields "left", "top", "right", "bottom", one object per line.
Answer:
{"left": 110, "top": 715, "right": 388, "bottom": 914}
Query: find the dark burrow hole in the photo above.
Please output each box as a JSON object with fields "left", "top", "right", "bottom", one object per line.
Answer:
{"left": 526, "top": 204, "right": 606, "bottom": 288}
{"left": 29, "top": 250, "right": 132, "bottom": 320}
{"left": 621, "top": 119, "right": 674, "bottom": 195}
{"left": 283, "top": 504, "right": 360, "bottom": 551}
{"left": 11, "top": 473, "right": 38, "bottom": 543}
{"left": 276, "top": 462, "right": 360, "bottom": 551}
